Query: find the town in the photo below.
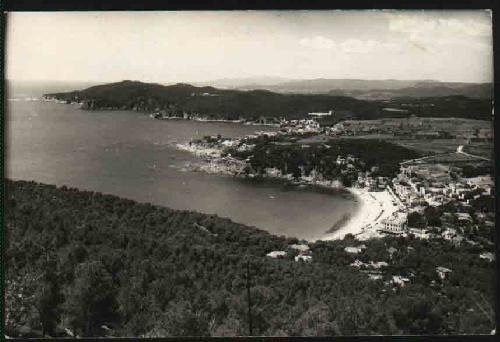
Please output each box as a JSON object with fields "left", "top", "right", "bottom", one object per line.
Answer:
{"left": 6, "top": 9, "right": 495, "bottom": 338}
{"left": 178, "top": 108, "right": 494, "bottom": 258}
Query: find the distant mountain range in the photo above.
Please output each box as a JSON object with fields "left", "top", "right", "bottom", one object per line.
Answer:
{"left": 44, "top": 80, "right": 493, "bottom": 121}
{"left": 194, "top": 76, "right": 292, "bottom": 89}
{"left": 195, "top": 78, "right": 492, "bottom": 100}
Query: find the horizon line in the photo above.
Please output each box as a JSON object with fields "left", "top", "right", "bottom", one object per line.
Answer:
{"left": 6, "top": 77, "right": 493, "bottom": 85}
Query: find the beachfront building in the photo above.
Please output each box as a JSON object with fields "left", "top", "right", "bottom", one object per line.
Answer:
{"left": 393, "top": 181, "right": 413, "bottom": 203}
{"left": 381, "top": 212, "right": 408, "bottom": 233}
{"left": 365, "top": 177, "right": 378, "bottom": 191}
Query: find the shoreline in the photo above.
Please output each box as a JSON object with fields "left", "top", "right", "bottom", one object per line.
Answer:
{"left": 175, "top": 140, "right": 401, "bottom": 241}
{"left": 321, "top": 186, "right": 402, "bottom": 241}
{"left": 38, "top": 99, "right": 280, "bottom": 127}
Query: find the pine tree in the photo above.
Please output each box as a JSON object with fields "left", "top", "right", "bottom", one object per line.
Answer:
{"left": 35, "top": 254, "right": 63, "bottom": 336}
{"left": 62, "top": 261, "right": 117, "bottom": 336}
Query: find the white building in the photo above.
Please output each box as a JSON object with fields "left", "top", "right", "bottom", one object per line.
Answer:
{"left": 336, "top": 156, "right": 347, "bottom": 165}
{"left": 308, "top": 110, "right": 333, "bottom": 117}
{"left": 266, "top": 251, "right": 287, "bottom": 258}
{"left": 381, "top": 212, "right": 408, "bottom": 233}
{"left": 409, "top": 228, "right": 430, "bottom": 239}
{"left": 479, "top": 252, "right": 495, "bottom": 262}
{"left": 436, "top": 266, "right": 452, "bottom": 280}
{"left": 289, "top": 244, "right": 310, "bottom": 253}
{"left": 368, "top": 273, "right": 383, "bottom": 281}
{"left": 295, "top": 255, "right": 312, "bottom": 262}
{"left": 392, "top": 275, "right": 410, "bottom": 287}
{"left": 365, "top": 177, "right": 378, "bottom": 191}
{"left": 345, "top": 245, "right": 366, "bottom": 254}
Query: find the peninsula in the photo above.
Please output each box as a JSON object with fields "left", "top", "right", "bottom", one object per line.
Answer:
{"left": 43, "top": 80, "right": 493, "bottom": 121}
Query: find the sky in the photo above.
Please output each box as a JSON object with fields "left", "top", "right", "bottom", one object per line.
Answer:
{"left": 5, "top": 10, "right": 493, "bottom": 84}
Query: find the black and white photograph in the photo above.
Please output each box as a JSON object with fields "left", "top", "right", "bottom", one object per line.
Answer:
{"left": 3, "top": 8, "right": 496, "bottom": 338}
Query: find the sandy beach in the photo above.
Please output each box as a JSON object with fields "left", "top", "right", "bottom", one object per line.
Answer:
{"left": 322, "top": 187, "right": 401, "bottom": 241}
{"left": 175, "top": 140, "right": 404, "bottom": 242}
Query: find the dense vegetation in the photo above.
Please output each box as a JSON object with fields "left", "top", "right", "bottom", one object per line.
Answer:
{"left": 386, "top": 96, "right": 493, "bottom": 121}
{"left": 5, "top": 180, "right": 495, "bottom": 337}
{"left": 45, "top": 81, "right": 381, "bottom": 120}
{"left": 45, "top": 81, "right": 492, "bottom": 121}
{"left": 225, "top": 138, "right": 421, "bottom": 183}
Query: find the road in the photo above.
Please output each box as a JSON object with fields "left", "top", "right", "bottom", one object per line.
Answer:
{"left": 400, "top": 152, "right": 455, "bottom": 165}
{"left": 400, "top": 145, "right": 491, "bottom": 166}
{"left": 456, "top": 145, "right": 492, "bottom": 162}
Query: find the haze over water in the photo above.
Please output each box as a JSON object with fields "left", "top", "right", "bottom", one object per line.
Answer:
{"left": 6, "top": 86, "right": 357, "bottom": 241}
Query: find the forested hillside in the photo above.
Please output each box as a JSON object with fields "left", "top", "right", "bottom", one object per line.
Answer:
{"left": 4, "top": 180, "right": 495, "bottom": 337}
{"left": 226, "top": 138, "right": 421, "bottom": 182}
{"left": 45, "top": 80, "right": 381, "bottom": 120}
{"left": 44, "top": 80, "right": 492, "bottom": 121}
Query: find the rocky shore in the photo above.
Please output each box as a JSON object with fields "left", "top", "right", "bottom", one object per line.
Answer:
{"left": 174, "top": 133, "right": 399, "bottom": 241}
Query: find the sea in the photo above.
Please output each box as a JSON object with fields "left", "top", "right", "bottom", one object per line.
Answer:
{"left": 5, "top": 81, "right": 358, "bottom": 241}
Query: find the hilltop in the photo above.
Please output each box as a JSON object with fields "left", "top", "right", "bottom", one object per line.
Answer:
{"left": 44, "top": 80, "right": 492, "bottom": 121}
{"left": 44, "top": 80, "right": 382, "bottom": 120}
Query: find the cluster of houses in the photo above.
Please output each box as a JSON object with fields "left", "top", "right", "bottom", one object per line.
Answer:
{"left": 200, "top": 156, "right": 248, "bottom": 176}
{"left": 334, "top": 154, "right": 364, "bottom": 177}
{"left": 350, "top": 259, "right": 388, "bottom": 281}
{"left": 356, "top": 174, "right": 390, "bottom": 191}
{"left": 279, "top": 119, "right": 321, "bottom": 133}
{"left": 266, "top": 244, "right": 312, "bottom": 262}
{"left": 274, "top": 109, "right": 356, "bottom": 134}
{"left": 393, "top": 162, "right": 494, "bottom": 210}
{"left": 344, "top": 245, "right": 457, "bottom": 288}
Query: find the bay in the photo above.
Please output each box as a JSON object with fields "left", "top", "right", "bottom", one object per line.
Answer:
{"left": 6, "top": 99, "right": 358, "bottom": 241}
